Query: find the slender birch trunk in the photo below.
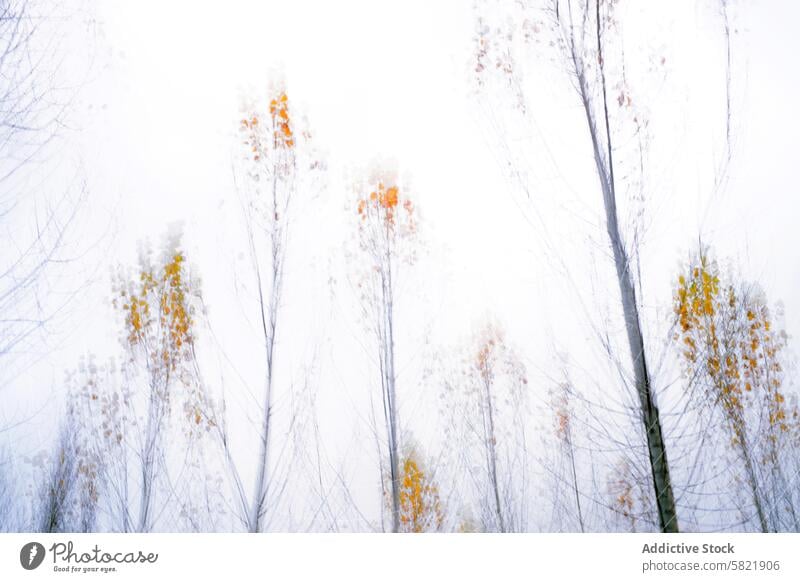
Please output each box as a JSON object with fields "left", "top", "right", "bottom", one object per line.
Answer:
{"left": 248, "top": 171, "right": 284, "bottom": 533}
{"left": 481, "top": 376, "right": 507, "bottom": 532}
{"left": 560, "top": 0, "right": 679, "bottom": 532}
{"left": 383, "top": 228, "right": 401, "bottom": 533}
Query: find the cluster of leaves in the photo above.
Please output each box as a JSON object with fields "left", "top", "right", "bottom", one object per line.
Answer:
{"left": 672, "top": 250, "right": 800, "bottom": 531}
{"left": 269, "top": 93, "right": 294, "bottom": 149}
{"left": 471, "top": 324, "right": 528, "bottom": 399}
{"left": 443, "top": 324, "right": 528, "bottom": 459}
{"left": 552, "top": 384, "right": 572, "bottom": 442}
{"left": 398, "top": 451, "right": 444, "bottom": 533}
{"left": 62, "top": 357, "right": 119, "bottom": 530}
{"left": 112, "top": 241, "right": 209, "bottom": 435}
{"left": 116, "top": 250, "right": 195, "bottom": 373}
{"left": 674, "top": 253, "right": 792, "bottom": 446}
{"left": 351, "top": 173, "right": 420, "bottom": 342}
{"left": 471, "top": 2, "right": 525, "bottom": 109}
{"left": 607, "top": 457, "right": 649, "bottom": 533}
{"left": 356, "top": 179, "right": 416, "bottom": 235}
{"left": 238, "top": 89, "right": 323, "bottom": 237}
{"left": 609, "top": 461, "right": 634, "bottom": 528}
{"left": 240, "top": 112, "right": 264, "bottom": 162}
{"left": 240, "top": 92, "right": 294, "bottom": 163}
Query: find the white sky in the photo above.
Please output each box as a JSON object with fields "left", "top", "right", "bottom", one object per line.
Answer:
{"left": 3, "top": 0, "right": 800, "bottom": 529}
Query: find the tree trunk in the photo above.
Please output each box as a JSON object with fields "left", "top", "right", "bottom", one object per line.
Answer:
{"left": 739, "top": 435, "right": 769, "bottom": 532}
{"left": 383, "top": 251, "right": 401, "bottom": 533}
{"left": 567, "top": 0, "right": 680, "bottom": 532}
{"left": 482, "top": 377, "right": 507, "bottom": 532}
{"left": 248, "top": 178, "right": 283, "bottom": 533}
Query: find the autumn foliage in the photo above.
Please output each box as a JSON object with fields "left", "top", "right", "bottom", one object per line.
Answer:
{"left": 113, "top": 237, "right": 212, "bottom": 450}
{"left": 674, "top": 253, "right": 790, "bottom": 444}
{"left": 269, "top": 93, "right": 294, "bottom": 149}
{"left": 673, "top": 250, "right": 797, "bottom": 531}
{"left": 398, "top": 451, "right": 444, "bottom": 533}
{"left": 116, "top": 247, "right": 197, "bottom": 379}
{"left": 240, "top": 92, "right": 295, "bottom": 164}
{"left": 356, "top": 179, "right": 415, "bottom": 234}
{"left": 607, "top": 458, "right": 651, "bottom": 533}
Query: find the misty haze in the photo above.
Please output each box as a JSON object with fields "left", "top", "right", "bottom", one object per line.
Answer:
{"left": 1, "top": 0, "right": 799, "bottom": 533}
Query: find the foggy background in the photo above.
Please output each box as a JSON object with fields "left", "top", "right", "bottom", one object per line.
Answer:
{"left": 2, "top": 0, "right": 799, "bottom": 531}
